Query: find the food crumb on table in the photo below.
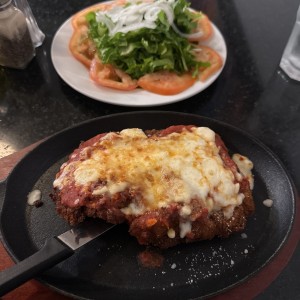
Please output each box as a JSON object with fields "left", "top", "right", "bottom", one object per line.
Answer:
{"left": 263, "top": 199, "right": 273, "bottom": 207}
{"left": 171, "top": 263, "right": 177, "bottom": 269}
{"left": 241, "top": 233, "right": 248, "bottom": 239}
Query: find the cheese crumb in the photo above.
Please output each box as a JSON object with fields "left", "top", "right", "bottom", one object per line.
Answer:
{"left": 27, "top": 189, "right": 42, "bottom": 205}
{"left": 241, "top": 233, "right": 248, "bottom": 239}
{"left": 179, "top": 221, "right": 191, "bottom": 238}
{"left": 167, "top": 228, "right": 176, "bottom": 239}
{"left": 263, "top": 199, "right": 273, "bottom": 207}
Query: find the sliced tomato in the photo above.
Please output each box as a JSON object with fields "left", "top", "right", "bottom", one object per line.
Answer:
{"left": 69, "top": 25, "right": 96, "bottom": 68}
{"left": 89, "top": 56, "right": 138, "bottom": 91}
{"left": 188, "top": 13, "right": 213, "bottom": 42}
{"left": 137, "top": 71, "right": 196, "bottom": 95}
{"left": 72, "top": 0, "right": 126, "bottom": 29}
{"left": 194, "top": 46, "right": 223, "bottom": 81}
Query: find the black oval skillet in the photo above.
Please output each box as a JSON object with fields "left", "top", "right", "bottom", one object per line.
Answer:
{"left": 0, "top": 111, "right": 295, "bottom": 299}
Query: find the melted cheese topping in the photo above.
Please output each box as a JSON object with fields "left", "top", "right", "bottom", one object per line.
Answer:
{"left": 232, "top": 154, "right": 254, "bottom": 190}
{"left": 54, "top": 127, "right": 253, "bottom": 219}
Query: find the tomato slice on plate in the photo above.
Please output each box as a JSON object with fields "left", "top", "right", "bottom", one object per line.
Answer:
{"left": 137, "top": 71, "right": 196, "bottom": 95}
{"left": 188, "top": 13, "right": 213, "bottom": 42}
{"left": 194, "top": 46, "right": 223, "bottom": 81}
{"left": 69, "top": 25, "right": 96, "bottom": 68}
{"left": 89, "top": 56, "right": 138, "bottom": 91}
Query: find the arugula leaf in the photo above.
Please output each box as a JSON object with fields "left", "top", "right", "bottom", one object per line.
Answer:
{"left": 173, "top": 0, "right": 199, "bottom": 33}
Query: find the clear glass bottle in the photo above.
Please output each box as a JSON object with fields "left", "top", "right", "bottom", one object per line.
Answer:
{"left": 279, "top": 5, "right": 300, "bottom": 81}
{"left": 0, "top": 0, "right": 35, "bottom": 69}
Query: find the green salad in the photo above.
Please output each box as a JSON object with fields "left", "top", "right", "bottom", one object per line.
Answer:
{"left": 86, "top": 0, "right": 209, "bottom": 79}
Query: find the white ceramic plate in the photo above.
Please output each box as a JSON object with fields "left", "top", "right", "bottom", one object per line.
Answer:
{"left": 51, "top": 11, "right": 227, "bottom": 107}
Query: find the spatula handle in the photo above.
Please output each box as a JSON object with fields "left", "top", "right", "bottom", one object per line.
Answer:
{"left": 0, "top": 237, "right": 73, "bottom": 296}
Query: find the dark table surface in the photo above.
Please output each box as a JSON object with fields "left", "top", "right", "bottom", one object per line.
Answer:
{"left": 0, "top": 0, "right": 300, "bottom": 299}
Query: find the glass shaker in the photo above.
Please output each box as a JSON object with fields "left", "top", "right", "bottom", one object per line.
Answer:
{"left": 13, "top": 0, "right": 45, "bottom": 47}
{"left": 279, "top": 4, "right": 300, "bottom": 81}
{"left": 0, "top": 0, "right": 35, "bottom": 69}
